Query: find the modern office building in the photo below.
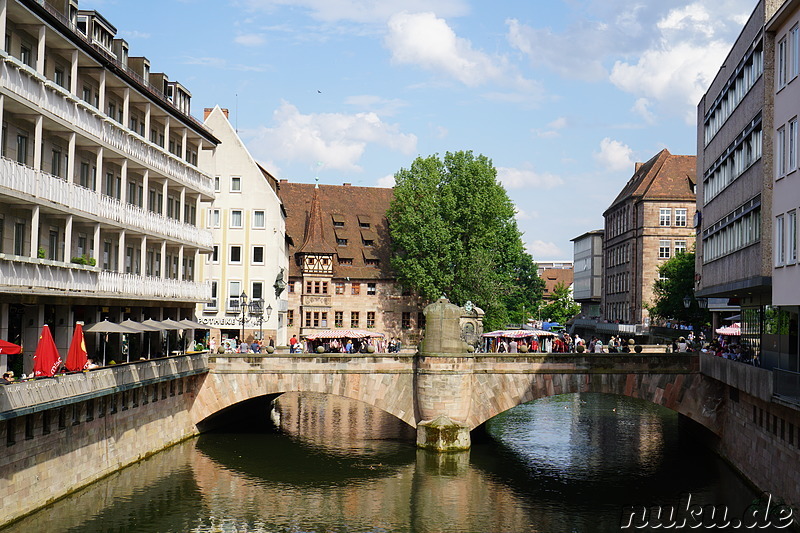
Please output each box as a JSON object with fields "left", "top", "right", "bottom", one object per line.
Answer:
{"left": 0, "top": 0, "right": 218, "bottom": 372}
{"left": 197, "top": 106, "right": 289, "bottom": 347}
{"left": 277, "top": 181, "right": 424, "bottom": 347}
{"left": 571, "top": 229, "right": 604, "bottom": 318}
{"left": 695, "top": 0, "right": 782, "bottom": 365}
{"left": 602, "top": 149, "right": 697, "bottom": 326}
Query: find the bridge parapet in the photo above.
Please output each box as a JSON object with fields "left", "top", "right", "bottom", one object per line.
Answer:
{"left": 209, "top": 353, "right": 415, "bottom": 374}
{"left": 0, "top": 354, "right": 208, "bottom": 421}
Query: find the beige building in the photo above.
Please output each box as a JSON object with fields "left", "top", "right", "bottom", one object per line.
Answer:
{"left": 277, "top": 181, "right": 423, "bottom": 347}
{"left": 0, "top": 0, "right": 218, "bottom": 371}
{"left": 197, "top": 106, "right": 289, "bottom": 347}
{"left": 602, "top": 150, "right": 697, "bottom": 326}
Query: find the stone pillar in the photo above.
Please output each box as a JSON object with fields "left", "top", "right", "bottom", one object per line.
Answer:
{"left": 415, "top": 297, "right": 473, "bottom": 452}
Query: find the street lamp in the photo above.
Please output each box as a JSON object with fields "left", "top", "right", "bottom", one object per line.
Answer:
{"left": 239, "top": 291, "right": 248, "bottom": 344}
{"left": 249, "top": 299, "right": 264, "bottom": 341}
{"left": 683, "top": 295, "right": 692, "bottom": 309}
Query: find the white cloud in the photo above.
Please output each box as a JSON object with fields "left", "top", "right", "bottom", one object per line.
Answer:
{"left": 534, "top": 117, "right": 568, "bottom": 138}
{"left": 244, "top": 101, "right": 418, "bottom": 172}
{"left": 183, "top": 56, "right": 267, "bottom": 72}
{"left": 631, "top": 98, "right": 655, "bottom": 124}
{"left": 497, "top": 166, "right": 564, "bottom": 190}
{"left": 526, "top": 240, "right": 564, "bottom": 260}
{"left": 594, "top": 138, "right": 634, "bottom": 172}
{"left": 513, "top": 207, "right": 538, "bottom": 221}
{"left": 119, "top": 30, "right": 151, "bottom": 40}
{"left": 386, "top": 12, "right": 537, "bottom": 92}
{"left": 239, "top": 0, "right": 469, "bottom": 23}
{"left": 344, "top": 95, "right": 407, "bottom": 116}
{"left": 235, "top": 33, "right": 267, "bottom": 46}
{"left": 377, "top": 174, "right": 396, "bottom": 187}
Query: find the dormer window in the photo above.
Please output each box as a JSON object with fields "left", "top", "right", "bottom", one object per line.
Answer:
{"left": 332, "top": 213, "right": 345, "bottom": 227}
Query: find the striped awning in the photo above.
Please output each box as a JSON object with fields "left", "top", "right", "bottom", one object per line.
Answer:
{"left": 715, "top": 323, "right": 741, "bottom": 336}
{"left": 304, "top": 329, "right": 385, "bottom": 340}
{"left": 482, "top": 329, "right": 555, "bottom": 338}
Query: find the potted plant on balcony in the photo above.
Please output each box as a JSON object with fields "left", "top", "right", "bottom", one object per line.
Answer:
{"left": 37, "top": 247, "right": 46, "bottom": 259}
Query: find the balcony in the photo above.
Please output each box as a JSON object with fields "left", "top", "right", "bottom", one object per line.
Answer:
{"left": 0, "top": 255, "right": 210, "bottom": 302}
{"left": 1, "top": 54, "right": 214, "bottom": 197}
{"left": 0, "top": 156, "right": 212, "bottom": 249}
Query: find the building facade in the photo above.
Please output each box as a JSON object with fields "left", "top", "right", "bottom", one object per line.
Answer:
{"left": 767, "top": 0, "right": 800, "bottom": 371}
{"left": 197, "top": 106, "right": 289, "bottom": 347}
{"left": 696, "top": 0, "right": 782, "bottom": 365}
{"left": 602, "top": 150, "right": 697, "bottom": 326}
{"left": 571, "top": 229, "right": 604, "bottom": 319}
{"left": 277, "top": 181, "right": 424, "bottom": 347}
{"left": 0, "top": 0, "right": 218, "bottom": 372}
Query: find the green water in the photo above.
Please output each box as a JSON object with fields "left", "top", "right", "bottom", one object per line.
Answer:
{"left": 3, "top": 393, "right": 767, "bottom": 532}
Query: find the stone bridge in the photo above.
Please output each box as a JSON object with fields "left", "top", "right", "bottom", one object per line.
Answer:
{"left": 192, "top": 353, "right": 723, "bottom": 449}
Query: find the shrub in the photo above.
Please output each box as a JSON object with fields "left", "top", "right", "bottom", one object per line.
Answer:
{"left": 37, "top": 247, "right": 46, "bottom": 259}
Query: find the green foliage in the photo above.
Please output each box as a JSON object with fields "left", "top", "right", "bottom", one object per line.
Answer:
{"left": 37, "top": 247, "right": 46, "bottom": 259}
{"left": 387, "top": 151, "right": 544, "bottom": 331}
{"left": 650, "top": 251, "right": 709, "bottom": 326}
{"left": 540, "top": 281, "right": 580, "bottom": 325}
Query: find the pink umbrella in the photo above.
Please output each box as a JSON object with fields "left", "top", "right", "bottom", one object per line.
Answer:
{"left": 33, "top": 325, "right": 62, "bottom": 377}
{"left": 65, "top": 323, "right": 88, "bottom": 372}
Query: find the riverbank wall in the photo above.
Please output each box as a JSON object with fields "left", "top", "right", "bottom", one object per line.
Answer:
{"left": 0, "top": 356, "right": 206, "bottom": 526}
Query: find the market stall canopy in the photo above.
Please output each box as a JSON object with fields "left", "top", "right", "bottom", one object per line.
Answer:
{"left": 0, "top": 339, "right": 22, "bottom": 354}
{"left": 305, "top": 329, "right": 385, "bottom": 340}
{"left": 179, "top": 318, "right": 209, "bottom": 330}
{"left": 84, "top": 320, "right": 140, "bottom": 334}
{"left": 715, "top": 323, "right": 741, "bottom": 336}
{"left": 482, "top": 329, "right": 556, "bottom": 338}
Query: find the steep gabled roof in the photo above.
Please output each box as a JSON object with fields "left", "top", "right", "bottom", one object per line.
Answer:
{"left": 296, "top": 184, "right": 336, "bottom": 256}
{"left": 604, "top": 149, "right": 696, "bottom": 214}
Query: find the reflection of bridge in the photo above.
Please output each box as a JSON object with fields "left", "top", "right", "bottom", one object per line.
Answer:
{"left": 193, "top": 353, "right": 722, "bottom": 436}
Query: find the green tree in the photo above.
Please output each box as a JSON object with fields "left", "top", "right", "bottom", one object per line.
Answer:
{"left": 649, "top": 251, "right": 709, "bottom": 327}
{"left": 387, "top": 151, "right": 544, "bottom": 330}
{"left": 540, "top": 281, "right": 580, "bottom": 325}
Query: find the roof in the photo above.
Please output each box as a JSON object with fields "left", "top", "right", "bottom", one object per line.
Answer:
{"left": 604, "top": 149, "right": 696, "bottom": 214}
{"left": 295, "top": 185, "right": 336, "bottom": 256}
{"left": 278, "top": 181, "right": 395, "bottom": 279}
{"left": 541, "top": 268, "right": 574, "bottom": 299}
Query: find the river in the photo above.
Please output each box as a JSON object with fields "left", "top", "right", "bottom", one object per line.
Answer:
{"left": 2, "top": 393, "right": 761, "bottom": 533}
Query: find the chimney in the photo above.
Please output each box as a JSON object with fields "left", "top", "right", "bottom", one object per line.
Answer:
{"left": 221, "top": 108, "right": 229, "bottom": 118}
{"left": 343, "top": 183, "right": 351, "bottom": 187}
{"left": 635, "top": 162, "right": 644, "bottom": 172}
{"left": 280, "top": 179, "right": 288, "bottom": 183}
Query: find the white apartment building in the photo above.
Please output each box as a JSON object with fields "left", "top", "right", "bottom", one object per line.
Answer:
{"left": 0, "top": 0, "right": 218, "bottom": 372}
{"left": 198, "top": 106, "right": 289, "bottom": 347}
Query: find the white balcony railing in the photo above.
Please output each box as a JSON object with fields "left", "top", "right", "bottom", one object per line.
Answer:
{"left": 0, "top": 255, "right": 210, "bottom": 302}
{"left": 2, "top": 55, "right": 214, "bottom": 197}
{"left": 0, "top": 157, "right": 213, "bottom": 249}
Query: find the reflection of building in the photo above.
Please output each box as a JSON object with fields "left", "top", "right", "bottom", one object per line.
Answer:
{"left": 277, "top": 181, "right": 423, "bottom": 346}
{"left": 696, "top": 0, "right": 776, "bottom": 364}
{"left": 571, "top": 230, "right": 604, "bottom": 318}
{"left": 0, "top": 0, "right": 217, "bottom": 372}
{"left": 197, "top": 107, "right": 288, "bottom": 346}
{"left": 602, "top": 150, "right": 697, "bottom": 326}
{"left": 767, "top": 1, "right": 800, "bottom": 372}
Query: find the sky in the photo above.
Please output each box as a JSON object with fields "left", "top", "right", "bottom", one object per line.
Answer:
{"left": 87, "top": 0, "right": 757, "bottom": 262}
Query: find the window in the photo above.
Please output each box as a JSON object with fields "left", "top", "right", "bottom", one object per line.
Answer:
{"left": 252, "top": 281, "right": 263, "bottom": 301}
{"left": 20, "top": 44, "right": 32, "bottom": 67}
{"left": 659, "top": 208, "right": 671, "bottom": 226}
{"left": 214, "top": 176, "right": 220, "bottom": 192}
{"left": 210, "top": 209, "right": 221, "bottom": 228}
{"left": 287, "top": 310, "right": 294, "bottom": 327}
{"left": 208, "top": 281, "right": 218, "bottom": 310}
{"left": 337, "top": 238, "right": 348, "bottom": 246}
{"left": 418, "top": 312, "right": 426, "bottom": 330}
{"left": 674, "top": 240, "right": 687, "bottom": 254}
{"left": 675, "top": 208, "right": 687, "bottom": 227}
{"left": 14, "top": 222, "right": 25, "bottom": 256}
{"left": 252, "top": 246, "right": 264, "bottom": 264}
{"left": 779, "top": 36, "right": 789, "bottom": 88}
{"left": 16, "top": 134, "right": 28, "bottom": 165}
{"left": 230, "top": 245, "right": 242, "bottom": 264}
{"left": 228, "top": 281, "right": 242, "bottom": 310}
{"left": 339, "top": 258, "right": 353, "bottom": 265}
{"left": 253, "top": 210, "right": 265, "bottom": 229}
{"left": 305, "top": 280, "right": 312, "bottom": 294}
{"left": 335, "top": 282, "right": 345, "bottom": 294}
{"left": 777, "top": 214, "right": 786, "bottom": 266}
{"left": 789, "top": 210, "right": 797, "bottom": 264}
{"left": 335, "top": 311, "right": 344, "bottom": 327}
{"left": 402, "top": 312, "right": 411, "bottom": 329}
{"left": 321, "top": 312, "right": 328, "bottom": 328}
{"left": 367, "top": 311, "right": 375, "bottom": 328}
{"left": 288, "top": 281, "right": 296, "bottom": 293}
{"left": 230, "top": 210, "right": 243, "bottom": 228}
{"left": 365, "top": 259, "right": 380, "bottom": 267}
{"left": 790, "top": 118, "right": 798, "bottom": 172}
{"left": 362, "top": 239, "right": 374, "bottom": 247}
{"left": 777, "top": 126, "right": 786, "bottom": 178}
{"left": 659, "top": 240, "right": 671, "bottom": 259}
{"left": 351, "top": 282, "right": 360, "bottom": 295}
{"left": 367, "top": 283, "right": 376, "bottom": 295}
{"left": 211, "top": 245, "right": 220, "bottom": 264}
{"left": 231, "top": 177, "right": 241, "bottom": 192}
{"left": 350, "top": 311, "right": 360, "bottom": 328}
{"left": 305, "top": 311, "right": 312, "bottom": 327}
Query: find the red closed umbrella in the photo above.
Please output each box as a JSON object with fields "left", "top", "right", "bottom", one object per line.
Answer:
{"left": 65, "top": 323, "right": 88, "bottom": 372}
{"left": 0, "top": 339, "right": 22, "bottom": 355}
{"left": 33, "top": 325, "right": 62, "bottom": 377}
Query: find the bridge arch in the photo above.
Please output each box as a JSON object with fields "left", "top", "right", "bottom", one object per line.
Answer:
{"left": 467, "top": 371, "right": 724, "bottom": 434}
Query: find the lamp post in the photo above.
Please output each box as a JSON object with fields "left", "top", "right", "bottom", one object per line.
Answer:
{"left": 239, "top": 291, "right": 248, "bottom": 344}
{"left": 249, "top": 299, "right": 264, "bottom": 341}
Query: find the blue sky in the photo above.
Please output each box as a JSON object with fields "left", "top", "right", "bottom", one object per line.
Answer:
{"left": 88, "top": 0, "right": 756, "bottom": 261}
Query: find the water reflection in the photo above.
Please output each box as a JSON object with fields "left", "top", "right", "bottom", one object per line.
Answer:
{"left": 1, "top": 393, "right": 758, "bottom": 533}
